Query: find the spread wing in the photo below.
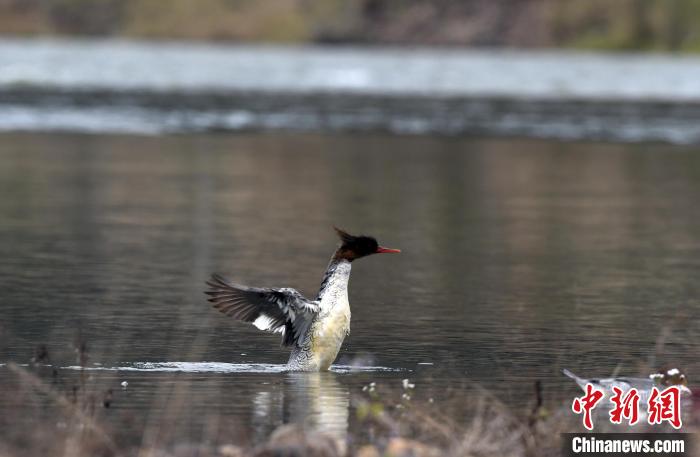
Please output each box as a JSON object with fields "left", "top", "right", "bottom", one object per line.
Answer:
{"left": 205, "top": 273, "right": 320, "bottom": 347}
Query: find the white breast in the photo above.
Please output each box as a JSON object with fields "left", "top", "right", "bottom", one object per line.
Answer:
{"left": 312, "top": 260, "right": 352, "bottom": 370}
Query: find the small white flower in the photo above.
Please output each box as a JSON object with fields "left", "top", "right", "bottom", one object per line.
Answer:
{"left": 121, "top": 381, "right": 128, "bottom": 388}
{"left": 401, "top": 393, "right": 411, "bottom": 400}
{"left": 402, "top": 379, "right": 415, "bottom": 389}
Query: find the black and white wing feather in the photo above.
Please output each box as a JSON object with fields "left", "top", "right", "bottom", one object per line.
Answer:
{"left": 205, "top": 273, "right": 320, "bottom": 347}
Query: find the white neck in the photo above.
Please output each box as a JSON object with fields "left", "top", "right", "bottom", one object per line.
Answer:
{"left": 317, "top": 259, "right": 351, "bottom": 311}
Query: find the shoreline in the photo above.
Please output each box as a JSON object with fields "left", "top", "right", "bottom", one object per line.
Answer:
{"left": 2, "top": 39, "right": 700, "bottom": 142}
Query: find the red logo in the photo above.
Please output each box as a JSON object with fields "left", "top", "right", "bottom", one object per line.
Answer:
{"left": 572, "top": 384, "right": 604, "bottom": 430}
{"left": 648, "top": 386, "right": 682, "bottom": 429}
{"left": 609, "top": 387, "right": 640, "bottom": 425}
{"left": 572, "top": 384, "right": 684, "bottom": 429}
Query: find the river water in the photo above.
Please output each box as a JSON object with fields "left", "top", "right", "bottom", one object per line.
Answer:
{"left": 2, "top": 39, "right": 700, "bottom": 143}
{"left": 1, "top": 132, "right": 700, "bottom": 446}
{"left": 2, "top": 39, "right": 700, "bottom": 448}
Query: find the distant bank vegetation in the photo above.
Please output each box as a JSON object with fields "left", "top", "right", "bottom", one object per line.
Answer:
{"left": 1, "top": 0, "right": 700, "bottom": 51}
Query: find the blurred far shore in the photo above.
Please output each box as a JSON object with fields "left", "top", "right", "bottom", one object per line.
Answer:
{"left": 2, "top": 0, "right": 700, "bottom": 52}
{"left": 2, "top": 0, "right": 700, "bottom": 143}
{"left": 2, "top": 39, "right": 700, "bottom": 143}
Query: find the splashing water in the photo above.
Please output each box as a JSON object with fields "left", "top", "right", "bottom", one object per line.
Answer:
{"left": 58, "top": 361, "right": 403, "bottom": 373}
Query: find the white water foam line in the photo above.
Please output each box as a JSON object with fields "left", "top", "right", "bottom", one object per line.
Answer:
{"left": 59, "top": 361, "right": 403, "bottom": 373}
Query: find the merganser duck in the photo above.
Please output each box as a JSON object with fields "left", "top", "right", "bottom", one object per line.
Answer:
{"left": 205, "top": 228, "right": 400, "bottom": 372}
{"left": 563, "top": 367, "right": 692, "bottom": 401}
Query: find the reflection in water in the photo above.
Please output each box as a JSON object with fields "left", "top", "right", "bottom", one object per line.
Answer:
{"left": 250, "top": 373, "right": 350, "bottom": 444}
{"left": 283, "top": 372, "right": 349, "bottom": 440}
{"left": 64, "top": 365, "right": 353, "bottom": 439}
{"left": 54, "top": 362, "right": 363, "bottom": 442}
{"left": 252, "top": 389, "right": 284, "bottom": 443}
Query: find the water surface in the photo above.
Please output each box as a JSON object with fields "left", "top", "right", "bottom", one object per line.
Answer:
{"left": 2, "top": 39, "right": 700, "bottom": 143}
{"left": 1, "top": 132, "right": 700, "bottom": 444}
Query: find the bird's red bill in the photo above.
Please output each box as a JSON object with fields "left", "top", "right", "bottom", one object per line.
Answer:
{"left": 376, "top": 246, "right": 401, "bottom": 254}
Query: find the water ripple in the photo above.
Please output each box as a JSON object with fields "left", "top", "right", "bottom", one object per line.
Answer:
{"left": 59, "top": 361, "right": 402, "bottom": 373}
